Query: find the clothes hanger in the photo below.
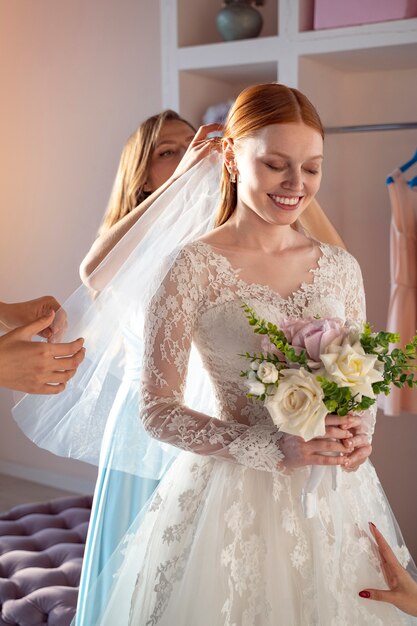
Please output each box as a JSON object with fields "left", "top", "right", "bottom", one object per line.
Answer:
{"left": 386, "top": 148, "right": 417, "bottom": 185}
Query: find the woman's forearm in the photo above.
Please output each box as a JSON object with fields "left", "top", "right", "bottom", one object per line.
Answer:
{"left": 80, "top": 175, "right": 178, "bottom": 286}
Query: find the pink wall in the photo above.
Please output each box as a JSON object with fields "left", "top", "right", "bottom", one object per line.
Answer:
{"left": 0, "top": 0, "right": 162, "bottom": 489}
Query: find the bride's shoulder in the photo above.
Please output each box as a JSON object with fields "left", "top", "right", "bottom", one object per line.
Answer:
{"left": 169, "top": 240, "right": 213, "bottom": 276}
{"left": 321, "top": 243, "right": 363, "bottom": 275}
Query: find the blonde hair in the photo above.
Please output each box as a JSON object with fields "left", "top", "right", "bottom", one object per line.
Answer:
{"left": 98, "top": 110, "right": 195, "bottom": 235}
{"left": 216, "top": 83, "right": 324, "bottom": 227}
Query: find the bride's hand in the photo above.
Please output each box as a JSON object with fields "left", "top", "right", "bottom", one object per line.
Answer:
{"left": 279, "top": 414, "right": 357, "bottom": 470}
{"left": 170, "top": 123, "right": 223, "bottom": 182}
{"left": 341, "top": 415, "right": 373, "bottom": 471}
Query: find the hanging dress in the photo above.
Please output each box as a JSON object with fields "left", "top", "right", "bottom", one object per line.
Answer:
{"left": 380, "top": 168, "right": 417, "bottom": 415}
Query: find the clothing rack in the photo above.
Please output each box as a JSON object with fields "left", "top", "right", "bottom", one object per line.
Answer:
{"left": 325, "top": 122, "right": 417, "bottom": 134}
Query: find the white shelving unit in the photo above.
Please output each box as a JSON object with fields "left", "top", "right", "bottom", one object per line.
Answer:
{"left": 161, "top": 0, "right": 417, "bottom": 127}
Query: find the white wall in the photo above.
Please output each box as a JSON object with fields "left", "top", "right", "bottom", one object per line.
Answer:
{"left": 0, "top": 0, "right": 162, "bottom": 491}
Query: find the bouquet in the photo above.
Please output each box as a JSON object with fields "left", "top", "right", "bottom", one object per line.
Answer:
{"left": 240, "top": 305, "right": 417, "bottom": 517}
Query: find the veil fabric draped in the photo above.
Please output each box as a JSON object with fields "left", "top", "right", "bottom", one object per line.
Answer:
{"left": 13, "top": 152, "right": 222, "bottom": 477}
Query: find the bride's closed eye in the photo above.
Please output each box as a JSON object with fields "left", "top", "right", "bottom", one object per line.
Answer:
{"left": 263, "top": 162, "right": 286, "bottom": 171}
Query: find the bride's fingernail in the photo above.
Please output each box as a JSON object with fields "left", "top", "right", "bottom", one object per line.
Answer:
{"left": 359, "top": 590, "right": 370, "bottom": 599}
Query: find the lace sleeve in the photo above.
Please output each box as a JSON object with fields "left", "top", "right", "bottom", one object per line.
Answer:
{"left": 344, "top": 254, "right": 366, "bottom": 324}
{"left": 344, "top": 253, "right": 377, "bottom": 441}
{"left": 140, "top": 247, "right": 283, "bottom": 473}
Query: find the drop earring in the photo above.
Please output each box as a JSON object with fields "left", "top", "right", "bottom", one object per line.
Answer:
{"left": 228, "top": 162, "right": 237, "bottom": 183}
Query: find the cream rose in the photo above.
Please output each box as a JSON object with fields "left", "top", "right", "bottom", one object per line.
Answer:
{"left": 264, "top": 368, "right": 327, "bottom": 441}
{"left": 320, "top": 340, "right": 384, "bottom": 400}
{"left": 257, "top": 361, "right": 279, "bottom": 384}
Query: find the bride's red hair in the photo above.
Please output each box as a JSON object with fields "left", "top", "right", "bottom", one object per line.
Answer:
{"left": 216, "top": 83, "right": 324, "bottom": 227}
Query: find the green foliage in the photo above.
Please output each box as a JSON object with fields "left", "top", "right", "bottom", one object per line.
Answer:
{"left": 360, "top": 328, "right": 417, "bottom": 392}
{"left": 241, "top": 304, "right": 417, "bottom": 414}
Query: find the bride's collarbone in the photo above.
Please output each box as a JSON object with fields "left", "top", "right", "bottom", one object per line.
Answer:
{"left": 196, "top": 240, "right": 325, "bottom": 298}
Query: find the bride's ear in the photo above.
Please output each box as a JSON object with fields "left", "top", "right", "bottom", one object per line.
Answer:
{"left": 222, "top": 137, "right": 236, "bottom": 170}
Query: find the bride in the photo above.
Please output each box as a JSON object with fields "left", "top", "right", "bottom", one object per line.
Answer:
{"left": 96, "top": 83, "right": 416, "bottom": 625}
{"left": 14, "top": 83, "right": 417, "bottom": 625}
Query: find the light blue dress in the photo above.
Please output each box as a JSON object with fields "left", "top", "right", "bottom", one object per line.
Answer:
{"left": 74, "top": 327, "right": 165, "bottom": 626}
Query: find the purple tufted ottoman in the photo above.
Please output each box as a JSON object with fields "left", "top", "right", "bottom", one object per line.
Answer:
{"left": 0, "top": 495, "right": 92, "bottom": 626}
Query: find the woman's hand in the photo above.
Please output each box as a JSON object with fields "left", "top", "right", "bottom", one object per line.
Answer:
{"left": 358, "top": 523, "right": 417, "bottom": 617}
{"left": 170, "top": 123, "right": 223, "bottom": 182}
{"left": 280, "top": 414, "right": 357, "bottom": 470}
{"left": 341, "top": 414, "right": 372, "bottom": 471}
{"left": 0, "top": 312, "right": 85, "bottom": 394}
{"left": 0, "top": 296, "right": 63, "bottom": 339}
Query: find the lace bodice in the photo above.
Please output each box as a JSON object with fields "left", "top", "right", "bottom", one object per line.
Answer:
{"left": 140, "top": 241, "right": 371, "bottom": 472}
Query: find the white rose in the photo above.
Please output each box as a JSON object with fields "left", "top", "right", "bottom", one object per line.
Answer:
{"left": 264, "top": 368, "right": 327, "bottom": 441}
{"left": 320, "top": 340, "right": 384, "bottom": 400}
{"left": 245, "top": 371, "right": 266, "bottom": 396}
{"left": 257, "top": 361, "right": 279, "bottom": 384}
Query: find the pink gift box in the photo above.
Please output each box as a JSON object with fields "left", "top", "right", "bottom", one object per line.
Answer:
{"left": 314, "top": 0, "right": 417, "bottom": 30}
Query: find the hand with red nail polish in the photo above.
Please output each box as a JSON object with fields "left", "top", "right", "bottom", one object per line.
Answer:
{"left": 358, "top": 523, "right": 417, "bottom": 617}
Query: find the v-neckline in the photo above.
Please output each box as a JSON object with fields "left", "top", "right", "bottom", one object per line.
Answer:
{"left": 194, "top": 240, "right": 329, "bottom": 304}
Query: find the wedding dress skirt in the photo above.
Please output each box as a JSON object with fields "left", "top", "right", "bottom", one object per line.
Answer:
{"left": 100, "top": 451, "right": 416, "bottom": 626}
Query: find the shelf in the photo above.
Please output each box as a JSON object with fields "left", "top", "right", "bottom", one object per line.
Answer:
{"left": 299, "top": 42, "right": 417, "bottom": 73}
{"left": 176, "top": 37, "right": 281, "bottom": 72}
{"left": 173, "top": 15, "right": 417, "bottom": 82}
{"left": 295, "top": 17, "right": 417, "bottom": 52}
{"left": 177, "top": 0, "right": 278, "bottom": 47}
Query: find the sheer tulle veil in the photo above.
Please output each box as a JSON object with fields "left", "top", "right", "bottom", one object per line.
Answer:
{"left": 12, "top": 152, "right": 222, "bottom": 480}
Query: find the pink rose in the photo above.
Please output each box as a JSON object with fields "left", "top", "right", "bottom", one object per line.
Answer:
{"left": 280, "top": 318, "right": 347, "bottom": 365}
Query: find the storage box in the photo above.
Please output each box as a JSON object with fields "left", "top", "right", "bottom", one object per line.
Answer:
{"left": 314, "top": 0, "right": 417, "bottom": 30}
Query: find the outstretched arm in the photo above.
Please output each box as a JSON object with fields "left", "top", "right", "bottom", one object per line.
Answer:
{"left": 359, "top": 523, "right": 417, "bottom": 617}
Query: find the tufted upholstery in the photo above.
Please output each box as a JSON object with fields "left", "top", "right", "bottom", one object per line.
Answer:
{"left": 0, "top": 495, "right": 92, "bottom": 626}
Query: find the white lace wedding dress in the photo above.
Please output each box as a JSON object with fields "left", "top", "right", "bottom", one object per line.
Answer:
{"left": 99, "top": 241, "right": 417, "bottom": 626}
